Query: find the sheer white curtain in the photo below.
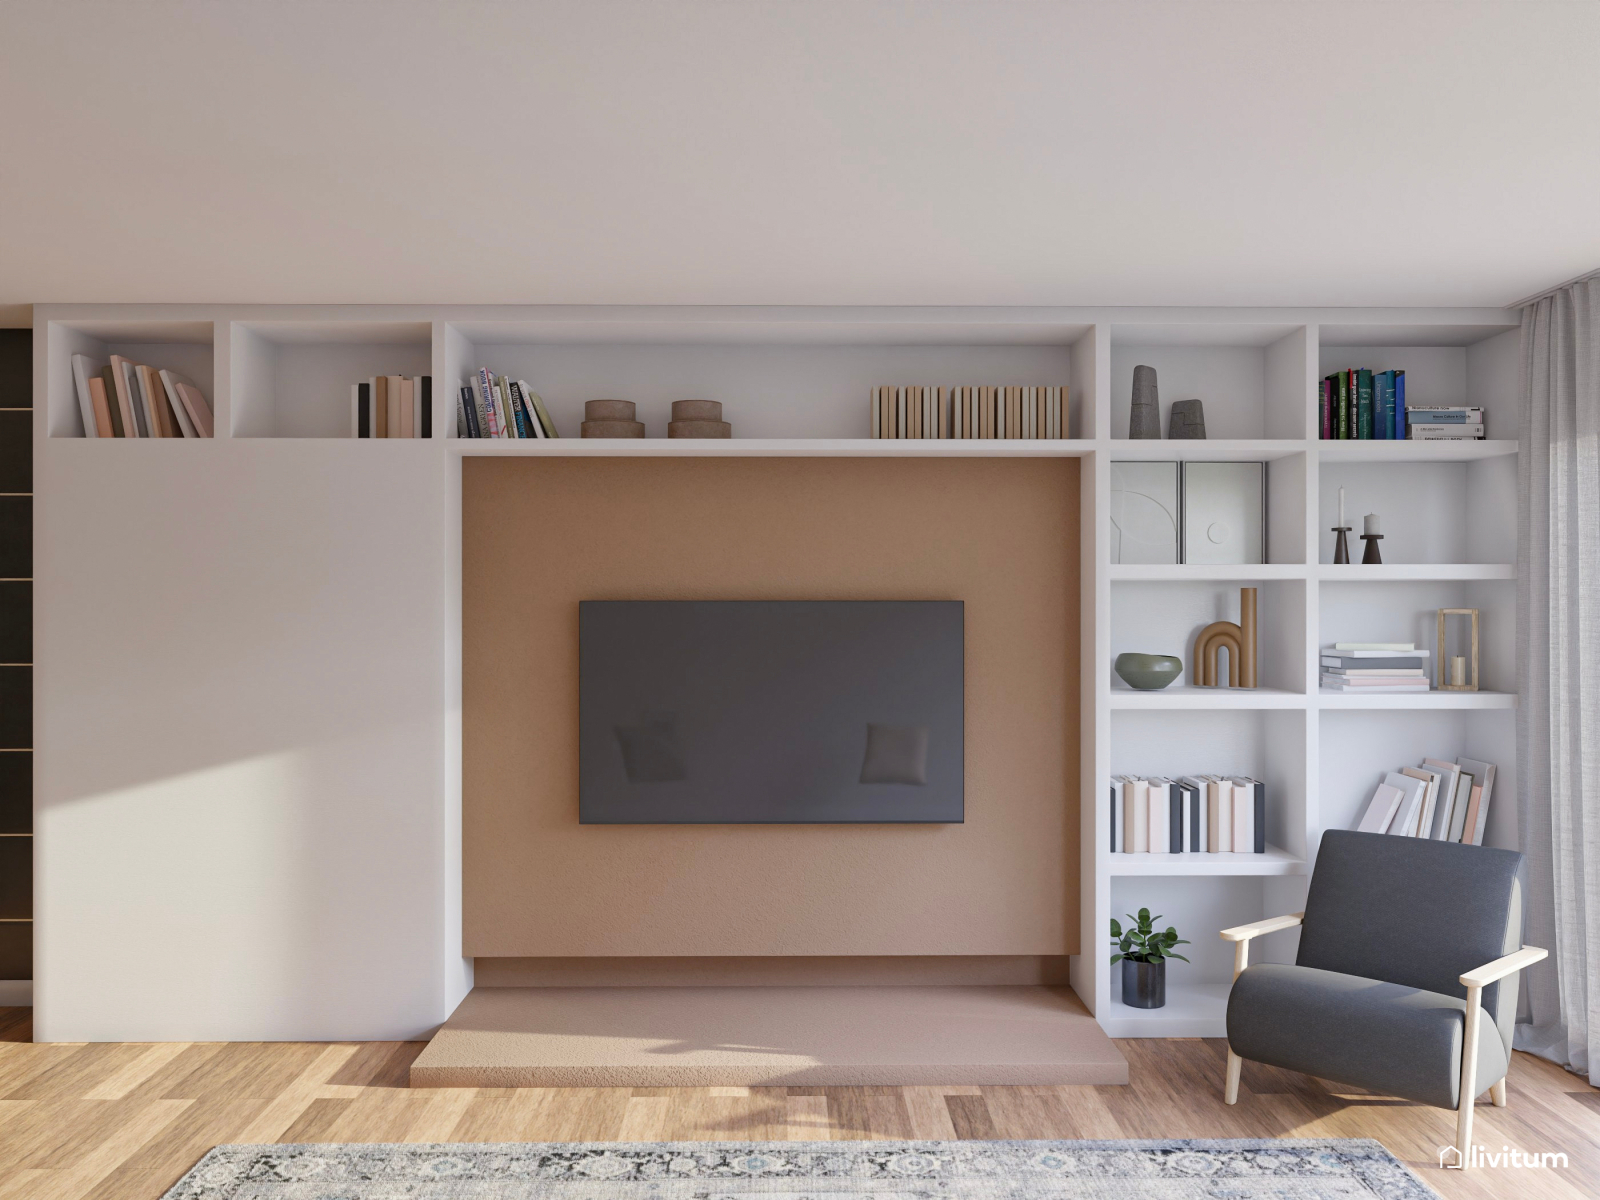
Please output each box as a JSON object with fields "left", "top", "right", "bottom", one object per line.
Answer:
{"left": 1516, "top": 275, "right": 1600, "bottom": 1080}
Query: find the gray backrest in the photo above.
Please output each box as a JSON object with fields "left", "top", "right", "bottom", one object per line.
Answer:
{"left": 1298, "top": 830, "right": 1523, "bottom": 1051}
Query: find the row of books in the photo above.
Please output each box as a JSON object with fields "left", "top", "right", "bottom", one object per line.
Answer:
{"left": 350, "top": 376, "right": 432, "bottom": 438}
{"left": 1109, "top": 775, "right": 1267, "bottom": 854}
{"left": 1354, "top": 755, "right": 1495, "bottom": 845}
{"left": 456, "top": 369, "right": 561, "bottom": 438}
{"left": 870, "top": 385, "right": 1069, "bottom": 439}
{"left": 1319, "top": 367, "right": 1487, "bottom": 440}
{"left": 70, "top": 353, "right": 213, "bottom": 438}
{"left": 1321, "top": 643, "right": 1431, "bottom": 693}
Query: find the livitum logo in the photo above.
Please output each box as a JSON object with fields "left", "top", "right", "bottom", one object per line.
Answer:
{"left": 1439, "top": 1143, "right": 1569, "bottom": 1169}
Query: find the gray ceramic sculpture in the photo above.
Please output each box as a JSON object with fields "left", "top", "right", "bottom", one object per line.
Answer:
{"left": 1114, "top": 652, "right": 1183, "bottom": 690}
{"left": 1129, "top": 365, "right": 1161, "bottom": 439}
{"left": 1168, "top": 398, "right": 1207, "bottom": 439}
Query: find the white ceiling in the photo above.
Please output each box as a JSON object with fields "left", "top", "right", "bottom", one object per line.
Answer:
{"left": 1, "top": 1, "right": 1595, "bottom": 316}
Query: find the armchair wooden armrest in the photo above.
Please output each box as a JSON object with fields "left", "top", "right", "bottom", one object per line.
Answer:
{"left": 1450, "top": 945, "right": 1548, "bottom": 1167}
{"left": 1219, "top": 912, "right": 1303, "bottom": 1106}
{"left": 1460, "top": 945, "right": 1548, "bottom": 989}
{"left": 1219, "top": 913, "right": 1303, "bottom": 943}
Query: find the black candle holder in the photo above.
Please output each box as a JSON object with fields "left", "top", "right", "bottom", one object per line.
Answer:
{"left": 1332, "top": 526, "right": 1353, "bottom": 564}
{"left": 1360, "top": 532, "right": 1384, "bottom": 564}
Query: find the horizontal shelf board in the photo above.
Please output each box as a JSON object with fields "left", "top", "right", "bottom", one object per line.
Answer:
{"left": 1105, "top": 439, "right": 1308, "bottom": 462}
{"left": 1318, "top": 439, "right": 1517, "bottom": 462}
{"left": 1110, "top": 564, "right": 1307, "bottom": 581}
{"left": 1098, "top": 983, "right": 1230, "bottom": 1038}
{"left": 1316, "top": 563, "right": 1515, "bottom": 581}
{"left": 449, "top": 438, "right": 1095, "bottom": 457}
{"left": 1109, "top": 686, "right": 1305, "bottom": 710}
{"left": 1317, "top": 690, "right": 1517, "bottom": 710}
{"left": 1106, "top": 846, "right": 1305, "bottom": 876}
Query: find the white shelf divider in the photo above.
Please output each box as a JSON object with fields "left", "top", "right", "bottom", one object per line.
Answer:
{"left": 1109, "top": 686, "right": 1306, "bottom": 710}
{"left": 1316, "top": 563, "right": 1515, "bottom": 581}
{"left": 1106, "top": 846, "right": 1305, "bottom": 877}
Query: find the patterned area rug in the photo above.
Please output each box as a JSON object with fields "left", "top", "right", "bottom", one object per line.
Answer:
{"left": 163, "top": 1139, "right": 1440, "bottom": 1198}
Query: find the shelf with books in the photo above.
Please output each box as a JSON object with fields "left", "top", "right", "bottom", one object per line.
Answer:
{"left": 1317, "top": 324, "right": 1519, "bottom": 446}
{"left": 1108, "top": 709, "right": 1308, "bottom": 863}
{"left": 46, "top": 319, "right": 215, "bottom": 439}
{"left": 1317, "top": 707, "right": 1514, "bottom": 849}
{"left": 1108, "top": 324, "right": 1310, "bottom": 441}
{"left": 230, "top": 321, "right": 433, "bottom": 439}
{"left": 442, "top": 322, "right": 1087, "bottom": 442}
{"left": 1318, "top": 579, "right": 1513, "bottom": 691}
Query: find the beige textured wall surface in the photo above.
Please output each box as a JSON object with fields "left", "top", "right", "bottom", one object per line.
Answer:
{"left": 463, "top": 456, "right": 1079, "bottom": 957}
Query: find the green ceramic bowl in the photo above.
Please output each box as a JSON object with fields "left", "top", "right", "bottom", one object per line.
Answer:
{"left": 1115, "top": 653, "right": 1183, "bottom": 691}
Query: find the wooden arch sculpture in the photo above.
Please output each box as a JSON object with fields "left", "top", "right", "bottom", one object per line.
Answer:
{"left": 1195, "top": 586, "right": 1258, "bottom": 688}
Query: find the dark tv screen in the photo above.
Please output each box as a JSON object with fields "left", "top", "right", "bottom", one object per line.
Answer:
{"left": 579, "top": 600, "right": 963, "bottom": 824}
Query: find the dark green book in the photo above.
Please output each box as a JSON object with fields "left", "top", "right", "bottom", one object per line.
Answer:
{"left": 1335, "top": 371, "right": 1349, "bottom": 438}
{"left": 1357, "top": 368, "right": 1374, "bottom": 439}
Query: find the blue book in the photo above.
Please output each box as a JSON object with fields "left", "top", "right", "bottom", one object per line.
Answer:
{"left": 1374, "top": 371, "right": 1393, "bottom": 440}
{"left": 1394, "top": 370, "right": 1406, "bottom": 439}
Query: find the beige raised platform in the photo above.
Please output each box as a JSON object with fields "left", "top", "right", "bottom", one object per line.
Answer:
{"left": 411, "top": 985, "right": 1127, "bottom": 1088}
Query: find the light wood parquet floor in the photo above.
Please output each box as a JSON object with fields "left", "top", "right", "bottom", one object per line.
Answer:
{"left": 0, "top": 1008, "right": 1594, "bottom": 1200}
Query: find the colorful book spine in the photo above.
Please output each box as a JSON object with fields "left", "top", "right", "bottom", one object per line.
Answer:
{"left": 1320, "top": 378, "right": 1332, "bottom": 438}
{"left": 1393, "top": 370, "right": 1406, "bottom": 440}
{"left": 1357, "top": 368, "right": 1374, "bottom": 439}
{"left": 1337, "top": 371, "right": 1350, "bottom": 438}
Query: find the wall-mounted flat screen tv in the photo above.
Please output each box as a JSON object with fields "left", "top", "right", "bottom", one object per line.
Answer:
{"left": 579, "top": 600, "right": 963, "bottom": 824}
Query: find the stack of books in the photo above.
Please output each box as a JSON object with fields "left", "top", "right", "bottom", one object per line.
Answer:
{"left": 1405, "top": 405, "right": 1484, "bottom": 440}
{"left": 1109, "top": 775, "right": 1266, "bottom": 854}
{"left": 871, "top": 385, "right": 1068, "bottom": 439}
{"left": 1319, "top": 369, "right": 1487, "bottom": 440}
{"left": 1321, "top": 643, "right": 1430, "bottom": 693}
{"left": 350, "top": 376, "right": 432, "bottom": 438}
{"left": 1353, "top": 755, "right": 1496, "bottom": 845}
{"left": 70, "top": 353, "right": 213, "bottom": 437}
{"left": 455, "top": 369, "right": 560, "bottom": 438}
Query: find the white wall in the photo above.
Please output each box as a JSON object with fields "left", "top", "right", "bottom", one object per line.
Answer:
{"left": 35, "top": 438, "right": 449, "bottom": 1039}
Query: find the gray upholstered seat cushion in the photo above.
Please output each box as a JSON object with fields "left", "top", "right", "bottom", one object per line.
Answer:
{"left": 1227, "top": 962, "right": 1509, "bottom": 1110}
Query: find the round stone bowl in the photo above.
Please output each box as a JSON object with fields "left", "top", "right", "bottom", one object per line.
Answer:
{"left": 1114, "top": 653, "right": 1183, "bottom": 691}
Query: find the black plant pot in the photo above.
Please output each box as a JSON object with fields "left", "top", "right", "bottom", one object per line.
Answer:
{"left": 1121, "top": 957, "right": 1166, "bottom": 1009}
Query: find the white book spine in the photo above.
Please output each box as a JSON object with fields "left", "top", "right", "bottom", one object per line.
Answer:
{"left": 71, "top": 354, "right": 99, "bottom": 437}
{"left": 1231, "top": 779, "right": 1253, "bottom": 855}
{"left": 1149, "top": 780, "right": 1169, "bottom": 854}
{"left": 1131, "top": 779, "right": 1150, "bottom": 853}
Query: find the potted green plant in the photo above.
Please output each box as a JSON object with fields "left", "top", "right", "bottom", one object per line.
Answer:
{"left": 1110, "top": 908, "right": 1189, "bottom": 1009}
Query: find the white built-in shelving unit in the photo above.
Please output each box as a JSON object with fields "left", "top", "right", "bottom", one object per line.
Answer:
{"left": 30, "top": 304, "right": 1520, "bottom": 1044}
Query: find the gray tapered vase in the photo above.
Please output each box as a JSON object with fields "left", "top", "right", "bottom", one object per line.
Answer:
{"left": 1129, "top": 365, "right": 1161, "bottom": 439}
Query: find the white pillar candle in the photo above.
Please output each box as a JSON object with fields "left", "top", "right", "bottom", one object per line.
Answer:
{"left": 1451, "top": 656, "right": 1467, "bottom": 687}
{"left": 1338, "top": 487, "right": 1345, "bottom": 527}
{"left": 1364, "top": 513, "right": 1380, "bottom": 536}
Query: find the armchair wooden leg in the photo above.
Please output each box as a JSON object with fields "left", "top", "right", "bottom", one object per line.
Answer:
{"left": 1490, "top": 1078, "right": 1506, "bottom": 1107}
{"left": 1223, "top": 938, "right": 1248, "bottom": 1105}
{"left": 1454, "top": 984, "right": 1483, "bottom": 1168}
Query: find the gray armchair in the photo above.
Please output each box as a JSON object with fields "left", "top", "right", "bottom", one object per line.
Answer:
{"left": 1220, "top": 829, "right": 1546, "bottom": 1169}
